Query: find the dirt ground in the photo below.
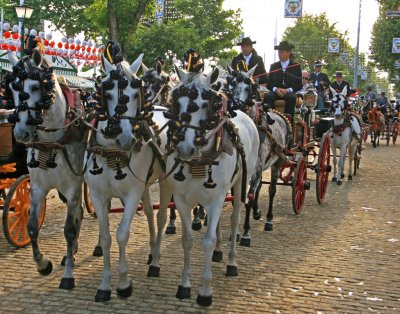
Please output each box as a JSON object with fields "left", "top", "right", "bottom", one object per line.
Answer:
{"left": 0, "top": 137, "right": 399, "bottom": 313}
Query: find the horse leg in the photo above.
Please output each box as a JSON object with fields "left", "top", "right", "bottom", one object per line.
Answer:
{"left": 175, "top": 198, "right": 194, "bottom": 300}
{"left": 265, "top": 164, "right": 279, "bottom": 231}
{"left": 252, "top": 181, "right": 262, "bottom": 220}
{"left": 27, "top": 185, "right": 51, "bottom": 275}
{"left": 141, "top": 189, "right": 156, "bottom": 267}
{"left": 115, "top": 189, "right": 144, "bottom": 299}
{"left": 212, "top": 219, "right": 223, "bottom": 262}
{"left": 331, "top": 145, "right": 338, "bottom": 182}
{"left": 192, "top": 205, "right": 202, "bottom": 231}
{"left": 197, "top": 196, "right": 225, "bottom": 306}
{"left": 337, "top": 144, "right": 347, "bottom": 185}
{"left": 348, "top": 140, "right": 357, "bottom": 180}
{"left": 91, "top": 193, "right": 112, "bottom": 302}
{"left": 165, "top": 205, "right": 177, "bottom": 234}
{"left": 59, "top": 184, "right": 83, "bottom": 290}
{"left": 227, "top": 180, "right": 242, "bottom": 276}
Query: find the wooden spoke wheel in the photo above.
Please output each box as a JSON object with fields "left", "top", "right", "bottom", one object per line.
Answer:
{"left": 292, "top": 157, "right": 309, "bottom": 214}
{"left": 83, "top": 182, "right": 96, "bottom": 217}
{"left": 2, "top": 175, "right": 46, "bottom": 248}
{"left": 316, "top": 134, "right": 331, "bottom": 204}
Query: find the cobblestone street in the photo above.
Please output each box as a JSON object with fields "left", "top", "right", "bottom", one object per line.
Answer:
{"left": 1, "top": 140, "right": 399, "bottom": 313}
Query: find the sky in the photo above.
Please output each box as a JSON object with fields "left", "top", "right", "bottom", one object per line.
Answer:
{"left": 223, "top": 0, "right": 380, "bottom": 67}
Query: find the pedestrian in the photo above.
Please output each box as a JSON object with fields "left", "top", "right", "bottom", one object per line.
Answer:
{"left": 329, "top": 71, "right": 351, "bottom": 98}
{"left": 231, "top": 37, "right": 268, "bottom": 85}
{"left": 299, "top": 70, "right": 310, "bottom": 94}
{"left": 309, "top": 61, "right": 330, "bottom": 109}
{"left": 263, "top": 40, "right": 302, "bottom": 116}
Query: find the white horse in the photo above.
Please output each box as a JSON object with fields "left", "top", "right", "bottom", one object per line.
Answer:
{"left": 165, "top": 67, "right": 259, "bottom": 306}
{"left": 225, "top": 65, "right": 291, "bottom": 238}
{"left": 84, "top": 54, "right": 172, "bottom": 302}
{"left": 328, "top": 86, "right": 361, "bottom": 184}
{"left": 141, "top": 61, "right": 173, "bottom": 107}
{"left": 7, "top": 49, "right": 85, "bottom": 289}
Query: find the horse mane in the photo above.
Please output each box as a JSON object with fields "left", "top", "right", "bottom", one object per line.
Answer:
{"left": 270, "top": 109, "right": 292, "bottom": 134}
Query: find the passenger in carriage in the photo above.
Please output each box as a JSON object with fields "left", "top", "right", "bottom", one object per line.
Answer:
{"left": 364, "top": 86, "right": 377, "bottom": 104}
{"left": 329, "top": 71, "right": 351, "bottom": 98}
{"left": 262, "top": 40, "right": 302, "bottom": 117}
{"left": 299, "top": 70, "right": 310, "bottom": 94}
{"left": 231, "top": 37, "right": 268, "bottom": 86}
{"left": 309, "top": 61, "right": 330, "bottom": 110}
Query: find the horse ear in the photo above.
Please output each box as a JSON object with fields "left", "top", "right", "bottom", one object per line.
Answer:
{"left": 175, "top": 65, "right": 188, "bottom": 82}
{"left": 8, "top": 50, "right": 18, "bottom": 67}
{"left": 130, "top": 53, "right": 144, "bottom": 76}
{"left": 101, "top": 54, "right": 114, "bottom": 74}
{"left": 207, "top": 67, "right": 219, "bottom": 86}
{"left": 156, "top": 61, "right": 162, "bottom": 75}
{"left": 341, "top": 85, "right": 348, "bottom": 97}
{"left": 141, "top": 63, "right": 149, "bottom": 74}
{"left": 227, "top": 65, "right": 234, "bottom": 75}
{"left": 246, "top": 64, "right": 258, "bottom": 78}
{"left": 32, "top": 48, "right": 42, "bottom": 67}
{"left": 329, "top": 86, "right": 337, "bottom": 96}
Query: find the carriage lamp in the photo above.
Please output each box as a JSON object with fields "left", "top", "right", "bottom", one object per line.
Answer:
{"left": 303, "top": 85, "right": 318, "bottom": 109}
{"left": 15, "top": 5, "right": 34, "bottom": 58}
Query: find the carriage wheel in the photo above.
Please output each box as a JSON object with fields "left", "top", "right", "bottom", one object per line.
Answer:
{"left": 83, "top": 182, "right": 96, "bottom": 217}
{"left": 2, "top": 175, "right": 46, "bottom": 248}
{"left": 292, "top": 157, "right": 308, "bottom": 214}
{"left": 316, "top": 133, "right": 331, "bottom": 204}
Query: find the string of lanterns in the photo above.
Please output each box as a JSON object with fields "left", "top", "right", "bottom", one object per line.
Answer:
{"left": 0, "top": 23, "right": 104, "bottom": 68}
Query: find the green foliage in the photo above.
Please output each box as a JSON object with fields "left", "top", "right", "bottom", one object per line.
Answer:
{"left": 370, "top": 0, "right": 400, "bottom": 91}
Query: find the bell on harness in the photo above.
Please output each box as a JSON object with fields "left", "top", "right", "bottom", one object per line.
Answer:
{"left": 28, "top": 149, "right": 40, "bottom": 168}
{"left": 114, "top": 162, "right": 127, "bottom": 180}
{"left": 89, "top": 155, "right": 103, "bottom": 175}
{"left": 203, "top": 165, "right": 217, "bottom": 189}
{"left": 174, "top": 164, "right": 186, "bottom": 181}
{"left": 46, "top": 151, "right": 57, "bottom": 168}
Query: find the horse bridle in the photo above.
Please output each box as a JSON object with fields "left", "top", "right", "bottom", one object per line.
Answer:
{"left": 225, "top": 70, "right": 257, "bottom": 114}
{"left": 142, "top": 70, "right": 169, "bottom": 104}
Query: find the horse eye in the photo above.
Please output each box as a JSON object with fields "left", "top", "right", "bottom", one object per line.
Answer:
{"left": 245, "top": 87, "right": 249, "bottom": 92}
{"left": 31, "top": 85, "right": 40, "bottom": 92}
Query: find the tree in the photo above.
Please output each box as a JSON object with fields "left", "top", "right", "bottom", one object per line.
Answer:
{"left": 370, "top": 0, "right": 400, "bottom": 92}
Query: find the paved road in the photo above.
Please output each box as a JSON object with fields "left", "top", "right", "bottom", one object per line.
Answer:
{"left": 0, "top": 139, "right": 399, "bottom": 313}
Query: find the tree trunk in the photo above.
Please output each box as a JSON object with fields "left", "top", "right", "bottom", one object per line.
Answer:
{"left": 108, "top": 0, "right": 119, "bottom": 45}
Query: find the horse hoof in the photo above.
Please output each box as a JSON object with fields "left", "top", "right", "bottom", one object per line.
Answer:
{"left": 226, "top": 265, "right": 238, "bottom": 276}
{"left": 348, "top": 175, "right": 353, "bottom": 181}
{"left": 253, "top": 210, "right": 261, "bottom": 220}
{"left": 95, "top": 289, "right": 111, "bottom": 302}
{"left": 196, "top": 294, "right": 212, "bottom": 306}
{"left": 147, "top": 254, "right": 153, "bottom": 265}
{"left": 264, "top": 222, "right": 273, "bottom": 232}
{"left": 340, "top": 173, "right": 345, "bottom": 179}
{"left": 197, "top": 207, "right": 206, "bottom": 219}
{"left": 93, "top": 245, "right": 103, "bottom": 257}
{"left": 38, "top": 261, "right": 53, "bottom": 276}
{"left": 192, "top": 221, "right": 202, "bottom": 231}
{"left": 59, "top": 277, "right": 75, "bottom": 290}
{"left": 165, "top": 226, "right": 176, "bottom": 234}
{"left": 147, "top": 265, "right": 160, "bottom": 277}
{"left": 332, "top": 177, "right": 337, "bottom": 182}
{"left": 176, "top": 285, "right": 191, "bottom": 299}
{"left": 336, "top": 180, "right": 343, "bottom": 186}
{"left": 239, "top": 237, "right": 251, "bottom": 247}
{"left": 117, "top": 281, "right": 133, "bottom": 299}
{"left": 212, "top": 250, "right": 223, "bottom": 262}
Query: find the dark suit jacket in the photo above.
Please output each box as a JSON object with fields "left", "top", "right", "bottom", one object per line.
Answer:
{"left": 231, "top": 53, "right": 268, "bottom": 84}
{"left": 267, "top": 60, "right": 302, "bottom": 93}
{"left": 309, "top": 72, "right": 330, "bottom": 92}
{"left": 329, "top": 80, "right": 351, "bottom": 98}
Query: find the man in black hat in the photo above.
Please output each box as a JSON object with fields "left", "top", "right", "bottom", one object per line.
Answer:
{"left": 364, "top": 86, "right": 377, "bottom": 105}
{"left": 263, "top": 40, "right": 302, "bottom": 116}
{"left": 309, "top": 61, "right": 330, "bottom": 109}
{"left": 231, "top": 37, "right": 267, "bottom": 85}
{"left": 329, "top": 71, "right": 350, "bottom": 98}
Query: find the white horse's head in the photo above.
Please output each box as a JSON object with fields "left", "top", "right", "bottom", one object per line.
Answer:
{"left": 6, "top": 49, "right": 65, "bottom": 143}
{"left": 97, "top": 53, "right": 144, "bottom": 150}
{"left": 226, "top": 65, "right": 258, "bottom": 116}
{"left": 330, "top": 86, "right": 348, "bottom": 118}
{"left": 141, "top": 61, "right": 170, "bottom": 105}
{"left": 168, "top": 66, "right": 220, "bottom": 160}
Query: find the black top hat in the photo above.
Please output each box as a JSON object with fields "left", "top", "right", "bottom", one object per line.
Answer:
{"left": 274, "top": 41, "right": 294, "bottom": 51}
{"left": 333, "top": 71, "right": 343, "bottom": 77}
{"left": 314, "top": 60, "right": 322, "bottom": 67}
{"left": 237, "top": 37, "right": 256, "bottom": 46}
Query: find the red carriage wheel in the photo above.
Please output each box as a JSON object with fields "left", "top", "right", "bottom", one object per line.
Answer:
{"left": 316, "top": 133, "right": 331, "bottom": 204}
{"left": 292, "top": 156, "right": 309, "bottom": 214}
{"left": 2, "top": 175, "right": 46, "bottom": 248}
{"left": 83, "top": 182, "right": 96, "bottom": 217}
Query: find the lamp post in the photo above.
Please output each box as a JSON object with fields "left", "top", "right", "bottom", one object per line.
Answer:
{"left": 15, "top": 4, "right": 33, "bottom": 58}
{"left": 353, "top": 0, "right": 362, "bottom": 88}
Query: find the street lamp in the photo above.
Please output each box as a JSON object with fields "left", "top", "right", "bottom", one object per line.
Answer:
{"left": 15, "top": 4, "right": 33, "bottom": 57}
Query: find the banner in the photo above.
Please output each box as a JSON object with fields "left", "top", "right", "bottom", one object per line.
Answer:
{"left": 155, "top": 0, "right": 165, "bottom": 21}
{"left": 392, "top": 38, "right": 400, "bottom": 53}
{"left": 284, "top": 0, "right": 303, "bottom": 18}
{"left": 360, "top": 71, "right": 368, "bottom": 81}
{"left": 395, "top": 59, "right": 400, "bottom": 69}
{"left": 339, "top": 52, "right": 348, "bottom": 64}
{"left": 386, "top": 11, "right": 400, "bottom": 17}
{"left": 328, "top": 38, "right": 340, "bottom": 53}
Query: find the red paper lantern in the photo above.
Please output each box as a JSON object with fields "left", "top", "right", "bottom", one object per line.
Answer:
{"left": 69, "top": 44, "right": 75, "bottom": 50}
{"left": 17, "top": 46, "right": 21, "bottom": 52}
{"left": 1, "top": 44, "right": 8, "bottom": 50}
{"left": 44, "top": 39, "right": 49, "bottom": 46}
{"left": 57, "top": 42, "right": 62, "bottom": 49}
{"left": 98, "top": 48, "right": 103, "bottom": 53}
{"left": 12, "top": 33, "right": 19, "bottom": 40}
{"left": 92, "top": 48, "right": 97, "bottom": 53}
{"left": 9, "top": 45, "right": 16, "bottom": 51}
{"left": 50, "top": 41, "right": 55, "bottom": 48}
{"left": 86, "top": 47, "right": 91, "bottom": 53}
{"left": 65, "top": 43, "right": 69, "bottom": 49}
{"left": 75, "top": 45, "right": 80, "bottom": 51}
{"left": 4, "top": 31, "right": 11, "bottom": 39}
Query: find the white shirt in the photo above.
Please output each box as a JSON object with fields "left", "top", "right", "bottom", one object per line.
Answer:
{"left": 243, "top": 53, "right": 252, "bottom": 66}
{"left": 280, "top": 59, "right": 290, "bottom": 72}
